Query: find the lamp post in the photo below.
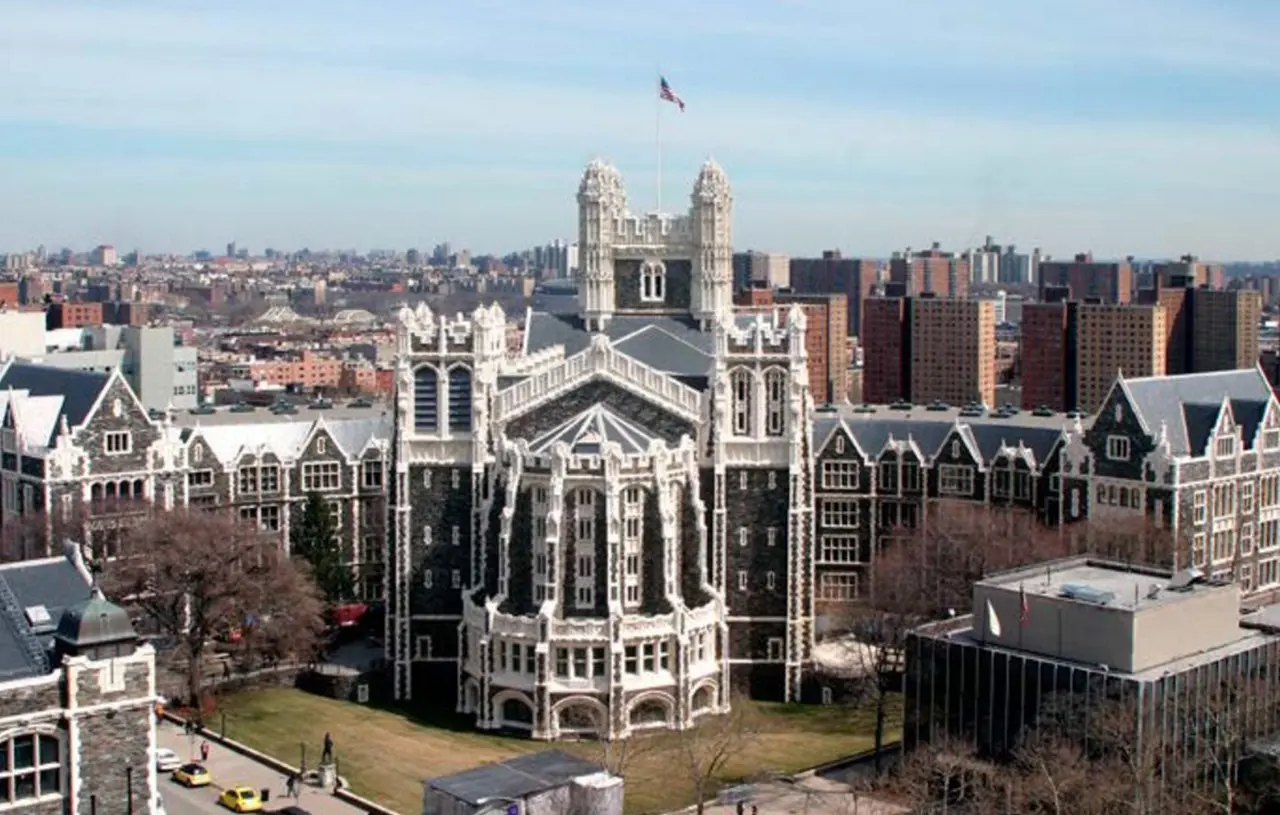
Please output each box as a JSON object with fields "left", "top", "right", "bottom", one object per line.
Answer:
{"left": 474, "top": 796, "right": 522, "bottom": 815}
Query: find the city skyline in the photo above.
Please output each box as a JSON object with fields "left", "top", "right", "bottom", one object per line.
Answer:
{"left": 2, "top": 0, "right": 1279, "bottom": 258}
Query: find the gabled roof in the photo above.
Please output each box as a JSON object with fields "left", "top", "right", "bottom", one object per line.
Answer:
{"left": 529, "top": 404, "right": 661, "bottom": 456}
{"left": 524, "top": 312, "right": 713, "bottom": 379}
{"left": 815, "top": 404, "right": 1070, "bottom": 469}
{"left": 184, "top": 414, "right": 392, "bottom": 466}
{"left": 0, "top": 361, "right": 113, "bottom": 446}
{"left": 0, "top": 556, "right": 92, "bottom": 681}
{"left": 1123, "top": 369, "right": 1274, "bottom": 456}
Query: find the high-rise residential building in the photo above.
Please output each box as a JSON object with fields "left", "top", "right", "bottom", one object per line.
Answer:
{"left": 1153, "top": 254, "right": 1225, "bottom": 291}
{"left": 862, "top": 295, "right": 995, "bottom": 407}
{"left": 734, "top": 287, "right": 849, "bottom": 404}
{"left": 1072, "top": 301, "right": 1165, "bottom": 412}
{"left": 226, "top": 241, "right": 237, "bottom": 259}
{"left": 909, "top": 298, "right": 996, "bottom": 408}
{"left": 1020, "top": 302, "right": 1072, "bottom": 412}
{"left": 788, "top": 252, "right": 878, "bottom": 338}
{"left": 731, "top": 251, "right": 790, "bottom": 292}
{"left": 1137, "top": 279, "right": 1260, "bottom": 375}
{"left": 861, "top": 297, "right": 909, "bottom": 404}
{"left": 1039, "top": 252, "right": 1132, "bottom": 304}
{"left": 889, "top": 243, "right": 969, "bottom": 300}
{"left": 90, "top": 245, "right": 117, "bottom": 267}
{"left": 1023, "top": 301, "right": 1165, "bottom": 413}
{"left": 1191, "top": 289, "right": 1262, "bottom": 373}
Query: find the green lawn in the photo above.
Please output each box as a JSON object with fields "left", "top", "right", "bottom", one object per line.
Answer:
{"left": 215, "top": 687, "right": 900, "bottom": 814}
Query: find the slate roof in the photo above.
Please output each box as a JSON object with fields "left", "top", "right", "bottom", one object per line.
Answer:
{"left": 0, "top": 556, "right": 92, "bottom": 681}
{"left": 0, "top": 361, "right": 114, "bottom": 447}
{"left": 1122, "top": 368, "right": 1275, "bottom": 456}
{"left": 180, "top": 411, "right": 392, "bottom": 466}
{"left": 524, "top": 311, "right": 714, "bottom": 379}
{"left": 426, "top": 749, "right": 607, "bottom": 806}
{"left": 529, "top": 404, "right": 661, "bottom": 456}
{"left": 815, "top": 403, "right": 1072, "bottom": 468}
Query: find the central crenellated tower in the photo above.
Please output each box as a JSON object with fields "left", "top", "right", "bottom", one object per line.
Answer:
{"left": 575, "top": 159, "right": 734, "bottom": 331}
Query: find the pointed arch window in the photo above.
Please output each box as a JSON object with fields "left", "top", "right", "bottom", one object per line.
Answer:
{"left": 413, "top": 367, "right": 439, "bottom": 432}
{"left": 764, "top": 368, "right": 787, "bottom": 436}
{"left": 448, "top": 367, "right": 472, "bottom": 431}
{"left": 640, "top": 260, "right": 666, "bottom": 303}
{"left": 730, "top": 369, "right": 753, "bottom": 436}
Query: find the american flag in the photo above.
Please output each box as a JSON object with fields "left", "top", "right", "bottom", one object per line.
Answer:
{"left": 659, "top": 76, "right": 685, "bottom": 112}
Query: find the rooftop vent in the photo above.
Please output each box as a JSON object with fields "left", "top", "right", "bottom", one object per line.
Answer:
{"left": 1168, "top": 567, "right": 1204, "bottom": 591}
{"left": 1146, "top": 584, "right": 1161, "bottom": 600}
{"left": 853, "top": 404, "right": 876, "bottom": 414}
{"left": 815, "top": 405, "right": 838, "bottom": 414}
{"left": 888, "top": 401, "right": 913, "bottom": 411}
{"left": 230, "top": 403, "right": 256, "bottom": 413}
{"left": 926, "top": 401, "right": 949, "bottom": 412}
{"left": 959, "top": 408, "right": 985, "bottom": 417}
{"left": 347, "top": 398, "right": 374, "bottom": 409}
{"left": 1032, "top": 406, "right": 1055, "bottom": 417}
{"left": 1059, "top": 583, "right": 1116, "bottom": 605}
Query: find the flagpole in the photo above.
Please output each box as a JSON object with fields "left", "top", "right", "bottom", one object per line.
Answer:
{"left": 655, "top": 71, "right": 663, "bottom": 212}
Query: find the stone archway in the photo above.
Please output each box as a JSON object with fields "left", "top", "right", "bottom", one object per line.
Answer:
{"left": 492, "top": 690, "right": 535, "bottom": 731}
{"left": 551, "top": 696, "right": 608, "bottom": 739}
{"left": 691, "top": 681, "right": 718, "bottom": 715}
{"left": 627, "top": 692, "right": 675, "bottom": 729}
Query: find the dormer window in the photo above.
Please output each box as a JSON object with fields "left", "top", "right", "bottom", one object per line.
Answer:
{"left": 1106, "top": 435, "right": 1130, "bottom": 461}
{"left": 640, "top": 260, "right": 666, "bottom": 302}
{"left": 1216, "top": 435, "right": 1236, "bottom": 458}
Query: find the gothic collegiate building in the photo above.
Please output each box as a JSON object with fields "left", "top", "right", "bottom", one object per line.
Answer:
{"left": 389, "top": 160, "right": 818, "bottom": 739}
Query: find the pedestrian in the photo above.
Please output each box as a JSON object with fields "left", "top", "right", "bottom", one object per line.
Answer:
{"left": 199, "top": 740, "right": 211, "bottom": 763}
{"left": 736, "top": 802, "right": 745, "bottom": 815}
{"left": 751, "top": 806, "right": 758, "bottom": 815}
{"left": 321, "top": 731, "right": 334, "bottom": 764}
{"left": 285, "top": 772, "right": 298, "bottom": 799}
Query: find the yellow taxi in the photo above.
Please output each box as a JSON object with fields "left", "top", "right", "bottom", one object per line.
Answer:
{"left": 218, "top": 786, "right": 264, "bottom": 813}
{"left": 171, "top": 762, "right": 212, "bottom": 787}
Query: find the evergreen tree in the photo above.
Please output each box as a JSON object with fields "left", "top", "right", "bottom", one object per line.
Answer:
{"left": 291, "top": 492, "right": 352, "bottom": 604}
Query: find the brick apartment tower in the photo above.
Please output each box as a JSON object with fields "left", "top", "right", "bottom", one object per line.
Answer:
{"left": 888, "top": 244, "right": 970, "bottom": 300}
{"left": 910, "top": 297, "right": 996, "bottom": 407}
{"left": 788, "top": 251, "right": 879, "bottom": 338}
{"left": 1020, "top": 295, "right": 1166, "bottom": 412}
{"left": 1039, "top": 252, "right": 1133, "bottom": 304}
{"left": 1138, "top": 275, "right": 1261, "bottom": 375}
{"left": 862, "top": 297, "right": 909, "bottom": 404}
{"left": 862, "top": 295, "right": 995, "bottom": 407}
{"left": 735, "top": 285, "right": 850, "bottom": 404}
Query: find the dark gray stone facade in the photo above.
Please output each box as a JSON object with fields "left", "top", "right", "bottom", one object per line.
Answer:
{"left": 614, "top": 258, "right": 694, "bottom": 313}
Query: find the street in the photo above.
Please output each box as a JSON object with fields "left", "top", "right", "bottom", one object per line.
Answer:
{"left": 154, "top": 719, "right": 367, "bottom": 815}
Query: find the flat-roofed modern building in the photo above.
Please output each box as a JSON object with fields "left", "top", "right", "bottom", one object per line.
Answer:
{"left": 904, "top": 557, "right": 1280, "bottom": 800}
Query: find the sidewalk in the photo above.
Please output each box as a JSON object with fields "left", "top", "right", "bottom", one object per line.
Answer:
{"left": 157, "top": 719, "right": 369, "bottom": 815}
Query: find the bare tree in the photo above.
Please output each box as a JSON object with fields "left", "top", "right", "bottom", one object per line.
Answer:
{"left": 673, "top": 699, "right": 760, "bottom": 815}
{"left": 870, "top": 503, "right": 1072, "bottom": 618}
{"left": 100, "top": 506, "right": 325, "bottom": 706}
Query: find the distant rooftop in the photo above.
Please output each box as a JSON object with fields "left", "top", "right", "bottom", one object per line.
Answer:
{"left": 172, "top": 402, "right": 389, "bottom": 428}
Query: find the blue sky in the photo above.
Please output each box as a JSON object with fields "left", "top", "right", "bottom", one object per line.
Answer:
{"left": 2, "top": 0, "right": 1279, "bottom": 259}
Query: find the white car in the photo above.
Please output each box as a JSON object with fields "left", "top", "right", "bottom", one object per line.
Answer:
{"left": 154, "top": 748, "right": 182, "bottom": 772}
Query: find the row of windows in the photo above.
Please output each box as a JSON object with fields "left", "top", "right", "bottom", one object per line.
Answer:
{"left": 822, "top": 460, "right": 1029, "bottom": 500}
{"left": 189, "top": 461, "right": 383, "bottom": 493}
{"left": 413, "top": 366, "right": 472, "bottom": 433}
{"left": 1193, "top": 478, "right": 1276, "bottom": 526}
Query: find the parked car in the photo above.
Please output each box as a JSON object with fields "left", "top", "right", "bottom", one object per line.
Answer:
{"left": 154, "top": 748, "right": 182, "bottom": 772}
{"left": 218, "top": 786, "right": 264, "bottom": 813}
{"left": 172, "top": 763, "right": 212, "bottom": 787}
